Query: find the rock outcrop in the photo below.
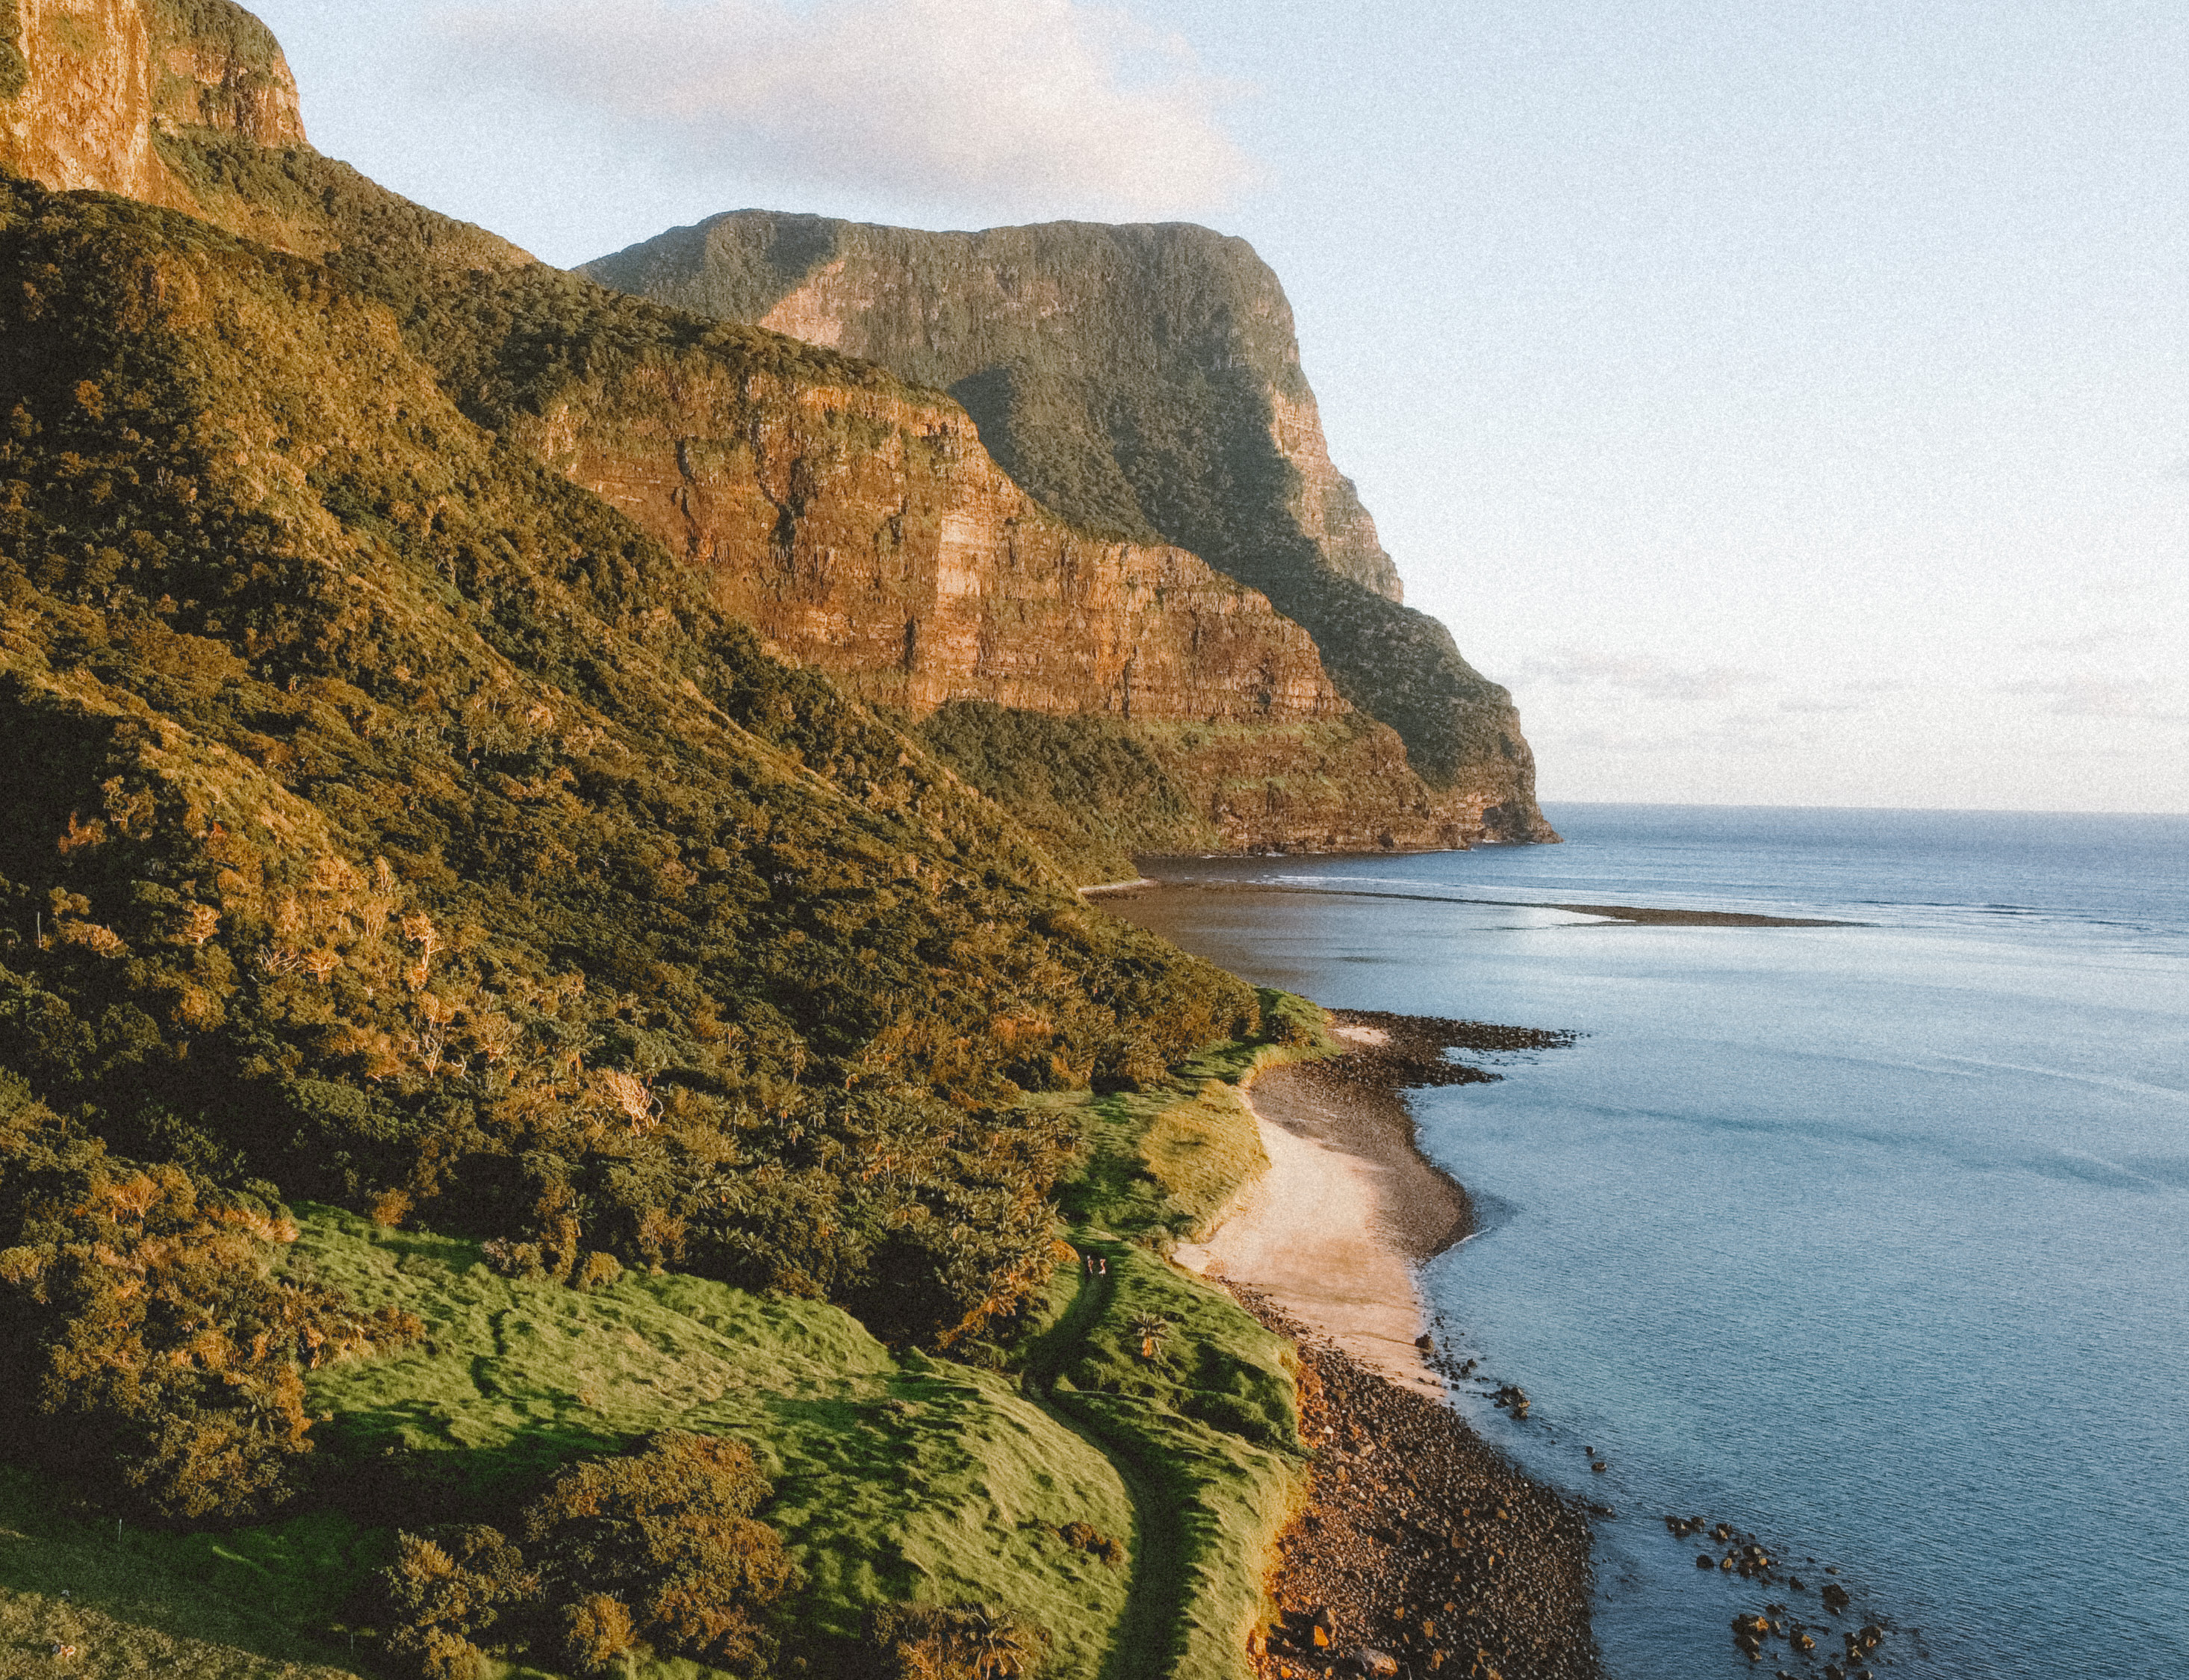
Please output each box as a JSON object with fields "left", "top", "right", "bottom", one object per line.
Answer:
{"left": 0, "top": 0, "right": 300, "bottom": 209}
{"left": 584, "top": 213, "right": 1557, "bottom": 841}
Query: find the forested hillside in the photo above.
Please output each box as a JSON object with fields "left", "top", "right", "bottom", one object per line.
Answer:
{"left": 0, "top": 4, "right": 1584, "bottom": 1675}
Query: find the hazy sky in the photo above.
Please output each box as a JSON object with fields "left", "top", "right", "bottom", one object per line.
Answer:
{"left": 250, "top": 0, "right": 2188, "bottom": 813}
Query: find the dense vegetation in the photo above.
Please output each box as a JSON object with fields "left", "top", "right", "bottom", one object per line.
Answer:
{"left": 0, "top": 1077, "right": 423, "bottom": 1524}
{"left": 376, "top": 1432, "right": 801, "bottom": 1677}
{"left": 910, "top": 701, "right": 1208, "bottom": 883}
{"left": 0, "top": 161, "right": 1273, "bottom": 1525}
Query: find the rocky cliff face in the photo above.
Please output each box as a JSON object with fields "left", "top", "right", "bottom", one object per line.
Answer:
{"left": 583, "top": 214, "right": 1557, "bottom": 841}
{"left": 513, "top": 357, "right": 1347, "bottom": 727}
{"left": 372, "top": 264, "right": 1513, "bottom": 860}
{"left": 0, "top": 0, "right": 300, "bottom": 209}
{"left": 585, "top": 214, "right": 1407, "bottom": 602}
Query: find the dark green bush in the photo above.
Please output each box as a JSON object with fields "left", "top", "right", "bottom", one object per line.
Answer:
{"left": 522, "top": 1431, "right": 801, "bottom": 1673}
{"left": 863, "top": 1602, "right": 1051, "bottom": 1679}
{"left": 0, "top": 1081, "right": 423, "bottom": 1521}
{"left": 378, "top": 1524, "right": 538, "bottom": 1679}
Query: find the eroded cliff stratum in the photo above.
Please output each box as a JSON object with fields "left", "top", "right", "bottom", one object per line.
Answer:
{"left": 1, "top": 0, "right": 1553, "bottom": 865}
{"left": 586, "top": 211, "right": 1557, "bottom": 845}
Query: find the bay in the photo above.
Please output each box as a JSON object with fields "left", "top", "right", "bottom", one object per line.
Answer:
{"left": 1107, "top": 804, "right": 2189, "bottom": 1680}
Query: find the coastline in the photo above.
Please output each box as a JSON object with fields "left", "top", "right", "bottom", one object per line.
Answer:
{"left": 1178, "top": 1008, "right": 1599, "bottom": 1678}
{"left": 1176, "top": 1010, "right": 1571, "bottom": 1390}
{"left": 1175, "top": 1021, "right": 1477, "bottom": 1393}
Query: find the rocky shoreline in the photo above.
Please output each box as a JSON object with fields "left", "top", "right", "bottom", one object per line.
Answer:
{"left": 1232, "top": 1284, "right": 1599, "bottom": 1680}
{"left": 1184, "top": 1011, "right": 1597, "bottom": 1679}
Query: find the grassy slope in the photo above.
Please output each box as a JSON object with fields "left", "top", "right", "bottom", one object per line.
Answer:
{"left": 0, "top": 1471, "right": 364, "bottom": 1679}
{"left": 1011, "top": 989, "right": 1344, "bottom": 1678}
{"left": 292, "top": 1207, "right": 1138, "bottom": 1675}
{"left": 0, "top": 995, "right": 1336, "bottom": 1680}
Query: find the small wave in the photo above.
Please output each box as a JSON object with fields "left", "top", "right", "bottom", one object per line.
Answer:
{"left": 1931, "top": 1054, "right": 2189, "bottom": 1108}
{"left": 2041, "top": 1149, "right": 2181, "bottom": 1192}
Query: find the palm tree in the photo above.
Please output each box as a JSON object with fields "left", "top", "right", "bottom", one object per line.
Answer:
{"left": 1128, "top": 1312, "right": 1173, "bottom": 1361}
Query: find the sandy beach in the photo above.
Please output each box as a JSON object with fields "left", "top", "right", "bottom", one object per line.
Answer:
{"left": 1176, "top": 1010, "right": 1562, "bottom": 1393}
{"left": 1172, "top": 1009, "right": 1600, "bottom": 1679}
{"left": 1176, "top": 1027, "right": 1456, "bottom": 1394}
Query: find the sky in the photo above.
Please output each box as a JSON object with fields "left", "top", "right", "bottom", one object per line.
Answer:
{"left": 249, "top": 0, "right": 2189, "bottom": 813}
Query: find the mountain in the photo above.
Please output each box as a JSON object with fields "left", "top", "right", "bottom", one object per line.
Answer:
{"left": 585, "top": 211, "right": 1558, "bottom": 844}
{"left": 0, "top": 0, "right": 1264, "bottom": 1499}
{"left": 0, "top": 7, "right": 1585, "bottom": 1676}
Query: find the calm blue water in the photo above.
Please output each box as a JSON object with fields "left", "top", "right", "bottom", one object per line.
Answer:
{"left": 1114, "top": 805, "right": 2189, "bottom": 1680}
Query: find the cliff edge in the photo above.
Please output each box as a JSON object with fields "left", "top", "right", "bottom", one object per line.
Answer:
{"left": 585, "top": 212, "right": 1557, "bottom": 843}
{"left": 0, "top": 0, "right": 299, "bottom": 209}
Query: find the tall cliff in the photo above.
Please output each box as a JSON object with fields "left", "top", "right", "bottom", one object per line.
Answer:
{"left": 0, "top": 0, "right": 1546, "bottom": 862}
{"left": 584, "top": 212, "right": 1556, "bottom": 842}
{"left": 0, "top": 0, "right": 529, "bottom": 267}
{"left": 0, "top": 0, "right": 299, "bottom": 208}
{"left": 406, "top": 268, "right": 1485, "bottom": 865}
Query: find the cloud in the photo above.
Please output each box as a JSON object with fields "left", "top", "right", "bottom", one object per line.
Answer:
{"left": 1775, "top": 695, "right": 1872, "bottom": 715}
{"left": 2019, "top": 624, "right": 2155, "bottom": 655}
{"left": 440, "top": 0, "right": 1253, "bottom": 223}
{"left": 1514, "top": 648, "right": 1774, "bottom": 702}
{"left": 1996, "top": 678, "right": 2189, "bottom": 722}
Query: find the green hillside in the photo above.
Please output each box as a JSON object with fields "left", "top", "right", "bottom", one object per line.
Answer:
{"left": 1, "top": 983, "right": 1329, "bottom": 1679}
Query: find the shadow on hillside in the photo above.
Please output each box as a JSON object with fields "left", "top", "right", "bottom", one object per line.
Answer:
{"left": 0, "top": 1469, "right": 368, "bottom": 1678}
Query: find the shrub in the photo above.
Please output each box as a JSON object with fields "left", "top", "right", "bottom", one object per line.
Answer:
{"left": 0, "top": 1097, "right": 422, "bottom": 1522}
{"left": 562, "top": 1593, "right": 638, "bottom": 1675}
{"left": 523, "top": 1431, "right": 801, "bottom": 1671}
{"left": 378, "top": 1525, "right": 538, "bottom": 1679}
{"left": 863, "top": 1602, "right": 1052, "bottom": 1680}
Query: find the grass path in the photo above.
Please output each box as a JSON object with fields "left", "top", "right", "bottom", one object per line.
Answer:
{"left": 1019, "top": 1239, "right": 1182, "bottom": 1680}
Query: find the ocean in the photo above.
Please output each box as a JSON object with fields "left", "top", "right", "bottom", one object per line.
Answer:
{"left": 1106, "top": 804, "right": 2189, "bottom": 1680}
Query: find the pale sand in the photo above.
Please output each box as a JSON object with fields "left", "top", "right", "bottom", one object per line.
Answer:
{"left": 1175, "top": 1074, "right": 1444, "bottom": 1397}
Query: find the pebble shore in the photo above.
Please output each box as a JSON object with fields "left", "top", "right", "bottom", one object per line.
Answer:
{"left": 1231, "top": 1284, "right": 1600, "bottom": 1680}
